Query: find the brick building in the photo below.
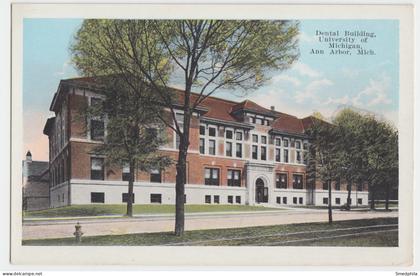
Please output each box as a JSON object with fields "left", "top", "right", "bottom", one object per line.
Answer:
{"left": 43, "top": 77, "right": 368, "bottom": 208}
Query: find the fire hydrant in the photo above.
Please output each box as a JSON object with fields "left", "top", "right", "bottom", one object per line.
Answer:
{"left": 74, "top": 222, "right": 83, "bottom": 243}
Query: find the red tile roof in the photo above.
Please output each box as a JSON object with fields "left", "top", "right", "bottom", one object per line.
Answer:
{"left": 271, "top": 113, "right": 305, "bottom": 134}
{"left": 231, "top": 100, "right": 275, "bottom": 116}
{"left": 57, "top": 76, "right": 312, "bottom": 136}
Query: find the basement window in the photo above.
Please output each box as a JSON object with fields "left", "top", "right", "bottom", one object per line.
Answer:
{"left": 91, "top": 192, "right": 105, "bottom": 203}
{"left": 150, "top": 194, "right": 162, "bottom": 204}
{"left": 122, "top": 193, "right": 135, "bottom": 203}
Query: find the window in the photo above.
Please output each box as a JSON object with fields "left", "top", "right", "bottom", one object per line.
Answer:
{"left": 205, "top": 195, "right": 211, "bottom": 204}
{"left": 293, "top": 197, "right": 297, "bottom": 204}
{"left": 226, "top": 142, "right": 232, "bottom": 157}
{"left": 175, "top": 133, "right": 180, "bottom": 150}
{"left": 295, "top": 141, "right": 301, "bottom": 149}
{"left": 256, "top": 118, "right": 262, "bottom": 125}
{"left": 214, "top": 195, "right": 220, "bottom": 204}
{"left": 276, "top": 197, "right": 281, "bottom": 204}
{"left": 299, "top": 197, "right": 303, "bottom": 204}
{"left": 175, "top": 113, "right": 184, "bottom": 149}
{"left": 122, "top": 193, "right": 135, "bottom": 203}
{"left": 236, "top": 196, "right": 241, "bottom": 204}
{"left": 323, "top": 197, "right": 328, "bottom": 205}
{"left": 91, "top": 192, "right": 104, "bottom": 203}
{"left": 205, "top": 168, "right": 220, "bottom": 186}
{"left": 303, "top": 143, "right": 308, "bottom": 150}
{"left": 90, "top": 119, "right": 104, "bottom": 141}
{"left": 335, "top": 198, "right": 341, "bottom": 205}
{"left": 227, "top": 169, "right": 241, "bottom": 186}
{"left": 323, "top": 182, "right": 328, "bottom": 190}
{"left": 199, "top": 138, "right": 205, "bottom": 154}
{"left": 62, "top": 193, "right": 65, "bottom": 202}
{"left": 296, "top": 151, "right": 302, "bottom": 163}
{"left": 150, "top": 169, "right": 161, "bottom": 183}
{"left": 150, "top": 194, "right": 162, "bottom": 203}
{"left": 283, "top": 149, "right": 289, "bottom": 163}
{"left": 91, "top": 157, "right": 104, "bottom": 180}
{"left": 275, "top": 148, "right": 281, "bottom": 162}
{"left": 283, "top": 139, "right": 289, "bottom": 147}
{"left": 335, "top": 181, "right": 341, "bottom": 190}
{"left": 236, "top": 143, "right": 242, "bottom": 158}
{"left": 252, "top": 134, "right": 258, "bottom": 143}
{"left": 226, "top": 130, "right": 233, "bottom": 139}
{"left": 261, "top": 146, "right": 267, "bottom": 160}
{"left": 261, "top": 136, "right": 267, "bottom": 144}
{"left": 184, "top": 194, "right": 187, "bottom": 204}
{"left": 283, "top": 197, "right": 287, "bottom": 204}
{"left": 209, "top": 139, "right": 216, "bottom": 155}
{"left": 276, "top": 173, "right": 288, "bottom": 189}
{"left": 236, "top": 131, "right": 243, "bottom": 141}
{"left": 358, "top": 198, "right": 363, "bottom": 205}
{"left": 227, "top": 196, "right": 233, "bottom": 204}
{"left": 252, "top": 145, "right": 258, "bottom": 160}
{"left": 275, "top": 138, "right": 281, "bottom": 147}
{"left": 208, "top": 127, "right": 216, "bottom": 137}
{"left": 122, "top": 162, "right": 130, "bottom": 181}
{"left": 293, "top": 174, "right": 303, "bottom": 189}
{"left": 200, "top": 125, "right": 206, "bottom": 135}
{"left": 251, "top": 117, "right": 256, "bottom": 124}
{"left": 357, "top": 183, "right": 363, "bottom": 191}
{"left": 303, "top": 151, "right": 308, "bottom": 165}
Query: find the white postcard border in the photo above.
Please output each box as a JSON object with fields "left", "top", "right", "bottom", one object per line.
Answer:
{"left": 10, "top": 3, "right": 414, "bottom": 266}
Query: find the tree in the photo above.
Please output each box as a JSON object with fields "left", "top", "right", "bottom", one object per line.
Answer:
{"left": 359, "top": 115, "right": 398, "bottom": 210}
{"left": 333, "top": 109, "right": 367, "bottom": 209}
{"left": 72, "top": 19, "right": 300, "bottom": 235}
{"left": 333, "top": 108, "right": 398, "bottom": 211}
{"left": 306, "top": 119, "right": 341, "bottom": 224}
{"left": 81, "top": 76, "right": 171, "bottom": 217}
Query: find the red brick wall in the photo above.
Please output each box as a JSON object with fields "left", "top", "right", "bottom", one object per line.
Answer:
{"left": 68, "top": 94, "right": 88, "bottom": 139}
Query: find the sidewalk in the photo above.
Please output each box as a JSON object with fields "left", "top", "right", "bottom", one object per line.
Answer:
{"left": 22, "top": 208, "right": 398, "bottom": 240}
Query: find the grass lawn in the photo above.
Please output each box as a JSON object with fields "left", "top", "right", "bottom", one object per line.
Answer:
{"left": 24, "top": 204, "right": 280, "bottom": 218}
{"left": 22, "top": 217, "right": 398, "bottom": 247}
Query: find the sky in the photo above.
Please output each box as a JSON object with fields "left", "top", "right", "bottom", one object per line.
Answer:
{"left": 23, "top": 19, "right": 399, "bottom": 161}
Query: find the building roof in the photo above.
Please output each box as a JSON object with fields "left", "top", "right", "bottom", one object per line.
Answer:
{"left": 23, "top": 160, "right": 49, "bottom": 180}
{"left": 231, "top": 100, "right": 276, "bottom": 117}
{"left": 43, "top": 117, "right": 55, "bottom": 135}
{"left": 50, "top": 76, "right": 319, "bottom": 137}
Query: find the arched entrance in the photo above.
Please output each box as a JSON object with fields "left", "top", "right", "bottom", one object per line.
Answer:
{"left": 255, "top": 178, "right": 268, "bottom": 203}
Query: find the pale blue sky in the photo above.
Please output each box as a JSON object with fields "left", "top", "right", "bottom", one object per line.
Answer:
{"left": 23, "top": 19, "right": 399, "bottom": 160}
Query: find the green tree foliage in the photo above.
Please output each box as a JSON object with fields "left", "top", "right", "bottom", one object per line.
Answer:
{"left": 307, "top": 108, "right": 398, "bottom": 218}
{"left": 71, "top": 19, "right": 300, "bottom": 235}
{"left": 82, "top": 76, "right": 172, "bottom": 217}
{"left": 306, "top": 118, "right": 341, "bottom": 223}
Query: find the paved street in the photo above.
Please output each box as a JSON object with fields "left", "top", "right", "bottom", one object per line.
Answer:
{"left": 22, "top": 209, "right": 398, "bottom": 240}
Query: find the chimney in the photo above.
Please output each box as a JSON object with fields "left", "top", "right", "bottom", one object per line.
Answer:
{"left": 270, "top": 106, "right": 275, "bottom": 111}
{"left": 26, "top": 151, "right": 32, "bottom": 162}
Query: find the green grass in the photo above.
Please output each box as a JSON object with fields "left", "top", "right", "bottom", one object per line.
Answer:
{"left": 374, "top": 203, "right": 398, "bottom": 208}
{"left": 24, "top": 204, "right": 280, "bottom": 218}
{"left": 22, "top": 217, "right": 398, "bottom": 247}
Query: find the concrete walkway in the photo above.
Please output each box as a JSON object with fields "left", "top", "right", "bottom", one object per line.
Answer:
{"left": 22, "top": 209, "right": 398, "bottom": 240}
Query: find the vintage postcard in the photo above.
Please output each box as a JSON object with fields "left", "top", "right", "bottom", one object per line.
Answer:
{"left": 10, "top": 4, "right": 413, "bottom": 266}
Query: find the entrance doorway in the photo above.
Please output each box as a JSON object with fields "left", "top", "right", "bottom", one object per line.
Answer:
{"left": 255, "top": 178, "right": 268, "bottom": 203}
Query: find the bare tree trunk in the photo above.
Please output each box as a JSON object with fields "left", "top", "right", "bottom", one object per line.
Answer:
{"left": 126, "top": 160, "right": 135, "bottom": 217}
{"left": 370, "top": 185, "right": 376, "bottom": 210}
{"left": 175, "top": 143, "right": 187, "bottom": 236}
{"left": 346, "top": 181, "right": 352, "bottom": 210}
{"left": 385, "top": 181, "right": 390, "bottom": 211}
{"left": 328, "top": 179, "right": 333, "bottom": 224}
